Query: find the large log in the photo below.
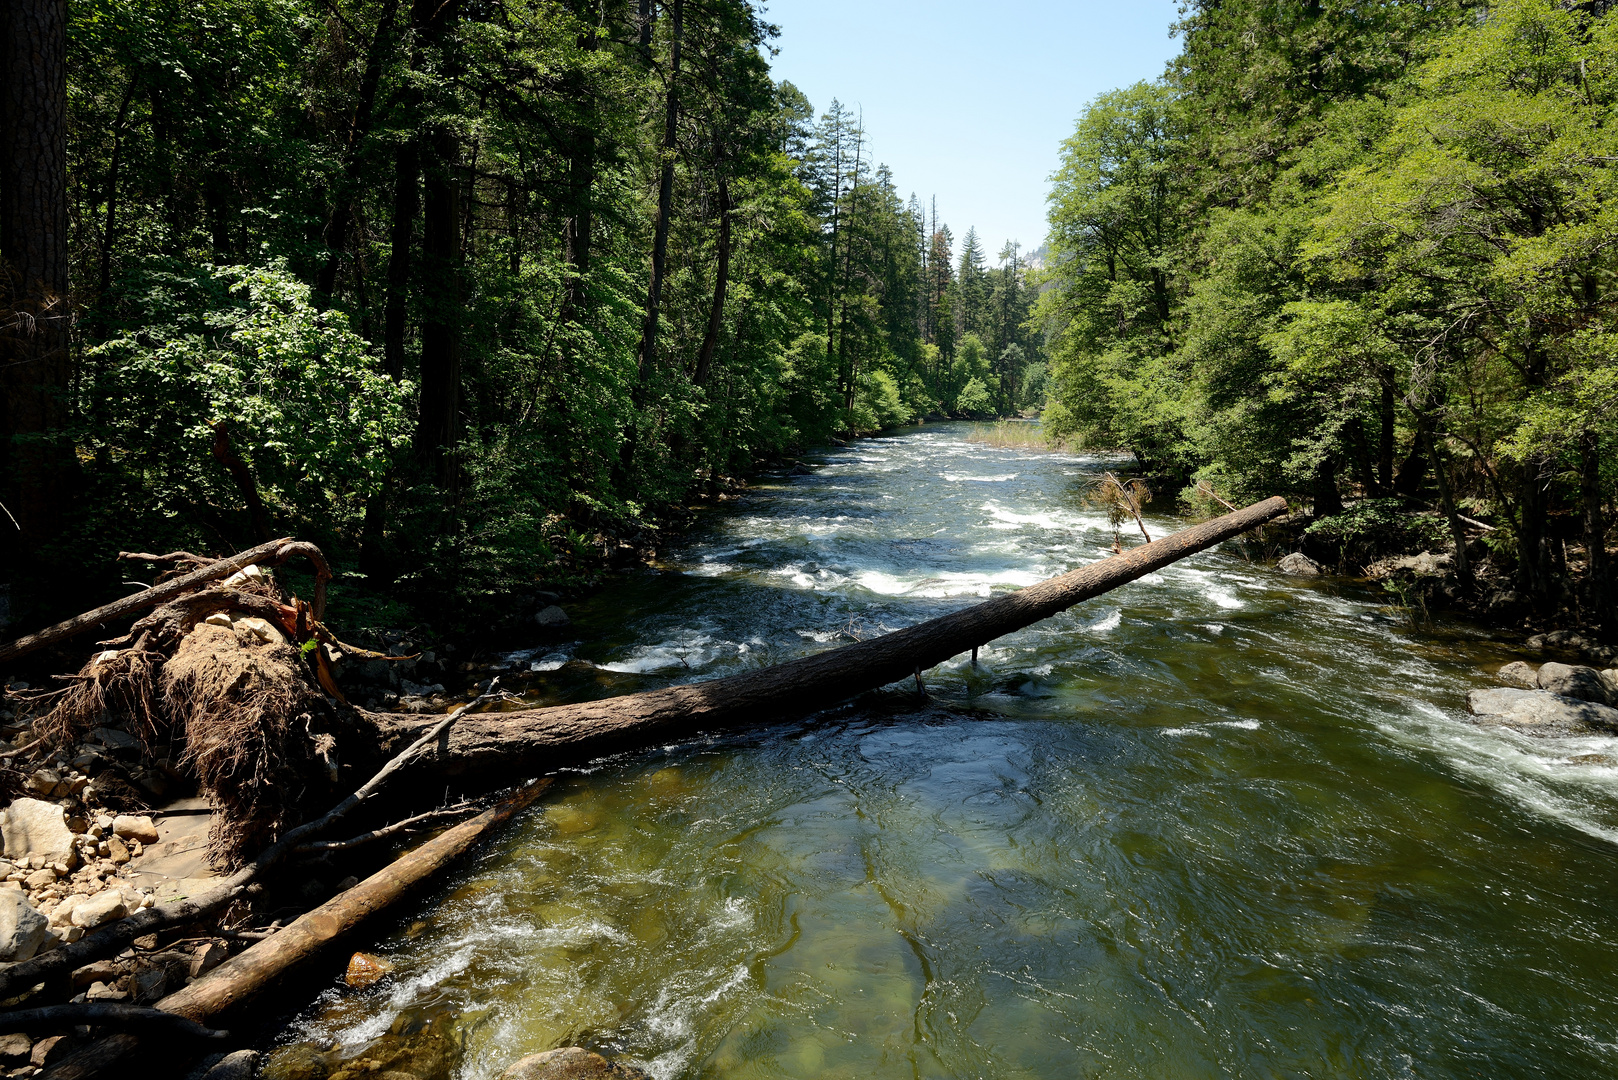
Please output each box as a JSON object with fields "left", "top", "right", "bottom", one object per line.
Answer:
{"left": 39, "top": 779, "right": 552, "bottom": 1080}
{"left": 371, "top": 496, "right": 1289, "bottom": 774}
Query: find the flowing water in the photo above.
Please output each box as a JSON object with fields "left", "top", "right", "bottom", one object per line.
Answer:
{"left": 280, "top": 423, "right": 1618, "bottom": 1079}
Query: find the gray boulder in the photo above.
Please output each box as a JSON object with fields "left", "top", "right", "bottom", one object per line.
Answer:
{"left": 534, "top": 605, "right": 571, "bottom": 629}
{"left": 0, "top": 890, "right": 50, "bottom": 962}
{"left": 1468, "top": 687, "right": 1618, "bottom": 735}
{"left": 1, "top": 798, "right": 75, "bottom": 862}
{"left": 1277, "top": 552, "right": 1321, "bottom": 577}
{"left": 1495, "top": 661, "right": 1539, "bottom": 689}
{"left": 1537, "top": 662, "right": 1613, "bottom": 706}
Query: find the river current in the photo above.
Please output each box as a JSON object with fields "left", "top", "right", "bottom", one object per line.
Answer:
{"left": 282, "top": 423, "right": 1618, "bottom": 1079}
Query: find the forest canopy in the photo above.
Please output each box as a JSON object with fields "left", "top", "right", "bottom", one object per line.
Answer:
{"left": 0, "top": 0, "right": 1045, "bottom": 622}
{"left": 1039, "top": 0, "right": 1615, "bottom": 621}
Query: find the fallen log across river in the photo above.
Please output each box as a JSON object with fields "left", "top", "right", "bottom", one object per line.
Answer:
{"left": 363, "top": 495, "right": 1291, "bottom": 777}
{"left": 25, "top": 495, "right": 1285, "bottom": 1079}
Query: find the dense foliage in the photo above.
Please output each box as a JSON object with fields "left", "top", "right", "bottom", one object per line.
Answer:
{"left": 1041, "top": 0, "right": 1615, "bottom": 621}
{"left": 38, "top": 0, "right": 1049, "bottom": 614}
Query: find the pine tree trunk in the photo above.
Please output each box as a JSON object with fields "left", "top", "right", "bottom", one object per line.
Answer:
{"left": 383, "top": 139, "right": 419, "bottom": 381}
{"left": 634, "top": 0, "right": 682, "bottom": 389}
{"left": 414, "top": 125, "right": 463, "bottom": 486}
{"left": 694, "top": 177, "right": 730, "bottom": 387}
{"left": 1580, "top": 429, "right": 1610, "bottom": 619}
{"left": 0, "top": 0, "right": 73, "bottom": 569}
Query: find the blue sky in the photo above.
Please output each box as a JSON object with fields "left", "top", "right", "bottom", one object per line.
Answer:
{"left": 761, "top": 0, "right": 1183, "bottom": 262}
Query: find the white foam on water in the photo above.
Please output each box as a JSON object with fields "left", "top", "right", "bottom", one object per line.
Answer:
{"left": 855, "top": 568, "right": 1044, "bottom": 598}
{"left": 941, "top": 472, "right": 1018, "bottom": 482}
{"left": 529, "top": 654, "right": 569, "bottom": 672}
{"left": 1086, "top": 610, "right": 1122, "bottom": 634}
{"left": 1379, "top": 706, "right": 1618, "bottom": 846}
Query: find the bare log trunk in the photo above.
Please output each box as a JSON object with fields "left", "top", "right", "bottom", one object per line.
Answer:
{"left": 369, "top": 497, "right": 1290, "bottom": 775}
{"left": 39, "top": 780, "right": 551, "bottom": 1079}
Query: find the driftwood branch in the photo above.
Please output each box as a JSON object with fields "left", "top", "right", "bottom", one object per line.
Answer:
{"left": 44, "top": 779, "right": 553, "bottom": 1079}
{"left": 364, "top": 496, "right": 1291, "bottom": 778}
{"left": 294, "top": 803, "right": 481, "bottom": 854}
{"left": 0, "top": 538, "right": 334, "bottom": 665}
{"left": 0, "top": 687, "right": 504, "bottom": 1002}
{"left": 0, "top": 1003, "right": 228, "bottom": 1040}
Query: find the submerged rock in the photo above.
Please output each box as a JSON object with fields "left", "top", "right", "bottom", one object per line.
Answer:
{"left": 1468, "top": 687, "right": 1618, "bottom": 735}
{"left": 1495, "top": 661, "right": 1539, "bottom": 689}
{"left": 345, "top": 951, "right": 395, "bottom": 988}
{"left": 1537, "top": 662, "right": 1613, "bottom": 706}
{"left": 1277, "top": 552, "right": 1321, "bottom": 577}
{"left": 499, "top": 1047, "right": 651, "bottom": 1080}
{"left": 263, "top": 1043, "right": 330, "bottom": 1080}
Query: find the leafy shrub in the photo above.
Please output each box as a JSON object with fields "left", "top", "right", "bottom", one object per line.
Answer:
{"left": 82, "top": 261, "right": 411, "bottom": 549}
{"left": 1304, "top": 498, "right": 1450, "bottom": 565}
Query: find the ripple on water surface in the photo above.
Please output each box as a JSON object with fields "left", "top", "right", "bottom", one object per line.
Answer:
{"left": 279, "top": 423, "right": 1618, "bottom": 1080}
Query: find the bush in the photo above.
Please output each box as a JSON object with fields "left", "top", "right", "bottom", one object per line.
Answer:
{"left": 81, "top": 261, "right": 411, "bottom": 549}
{"left": 1304, "top": 499, "right": 1450, "bottom": 565}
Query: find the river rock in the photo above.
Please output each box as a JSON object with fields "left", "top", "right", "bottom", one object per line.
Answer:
{"left": 499, "top": 1047, "right": 651, "bottom": 1080}
{"left": 31, "top": 1035, "right": 70, "bottom": 1067}
{"left": 0, "top": 890, "right": 49, "bottom": 962}
{"left": 200, "top": 1049, "right": 260, "bottom": 1080}
{"left": 71, "top": 890, "right": 126, "bottom": 928}
{"left": 0, "top": 1033, "right": 31, "bottom": 1063}
{"left": 345, "top": 951, "right": 395, "bottom": 988}
{"left": 2, "top": 798, "right": 75, "bottom": 862}
{"left": 112, "top": 814, "right": 159, "bottom": 844}
{"left": 534, "top": 605, "right": 571, "bottom": 629}
{"left": 1537, "top": 662, "right": 1613, "bottom": 706}
{"left": 1277, "top": 552, "right": 1320, "bottom": 577}
{"left": 263, "top": 1042, "right": 330, "bottom": 1080}
{"left": 1468, "top": 687, "right": 1618, "bottom": 735}
{"left": 1496, "top": 661, "right": 1539, "bottom": 689}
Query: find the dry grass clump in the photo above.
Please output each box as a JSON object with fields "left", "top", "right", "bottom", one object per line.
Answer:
{"left": 965, "top": 421, "right": 1057, "bottom": 450}
{"left": 161, "top": 623, "right": 324, "bottom": 867}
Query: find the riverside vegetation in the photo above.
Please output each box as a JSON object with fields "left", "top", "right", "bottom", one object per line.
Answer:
{"left": 1039, "top": 0, "right": 1615, "bottom": 633}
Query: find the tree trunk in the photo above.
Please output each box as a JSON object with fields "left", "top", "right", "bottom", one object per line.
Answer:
{"left": 1424, "top": 425, "right": 1474, "bottom": 594}
{"left": 414, "top": 122, "right": 463, "bottom": 485}
{"left": 633, "top": 0, "right": 682, "bottom": 390}
{"left": 316, "top": 0, "right": 399, "bottom": 302}
{"left": 1518, "top": 453, "right": 1553, "bottom": 605}
{"left": 1378, "top": 375, "right": 1395, "bottom": 491}
{"left": 693, "top": 177, "right": 730, "bottom": 387}
{"left": 1312, "top": 457, "right": 1343, "bottom": 518}
{"left": 0, "top": 0, "right": 72, "bottom": 563}
{"left": 364, "top": 498, "right": 1289, "bottom": 778}
{"left": 382, "top": 138, "right": 419, "bottom": 381}
{"left": 1580, "top": 429, "right": 1610, "bottom": 620}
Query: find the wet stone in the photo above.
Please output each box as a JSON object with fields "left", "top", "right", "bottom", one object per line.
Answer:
{"left": 345, "top": 952, "right": 395, "bottom": 989}
{"left": 1537, "top": 662, "right": 1614, "bottom": 706}
{"left": 498, "top": 1048, "right": 651, "bottom": 1080}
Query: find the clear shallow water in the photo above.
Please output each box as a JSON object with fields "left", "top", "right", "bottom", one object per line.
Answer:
{"left": 283, "top": 424, "right": 1618, "bottom": 1079}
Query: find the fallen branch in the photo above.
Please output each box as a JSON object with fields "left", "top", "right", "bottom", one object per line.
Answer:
{"left": 294, "top": 802, "right": 481, "bottom": 854}
{"left": 43, "top": 778, "right": 553, "bottom": 1079}
{"left": 0, "top": 538, "right": 333, "bottom": 665}
{"left": 363, "top": 497, "right": 1290, "bottom": 778}
{"left": 0, "top": 686, "right": 505, "bottom": 1002}
{"left": 0, "top": 1003, "right": 227, "bottom": 1040}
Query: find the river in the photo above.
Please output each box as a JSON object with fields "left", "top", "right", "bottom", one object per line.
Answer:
{"left": 276, "top": 423, "right": 1618, "bottom": 1079}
